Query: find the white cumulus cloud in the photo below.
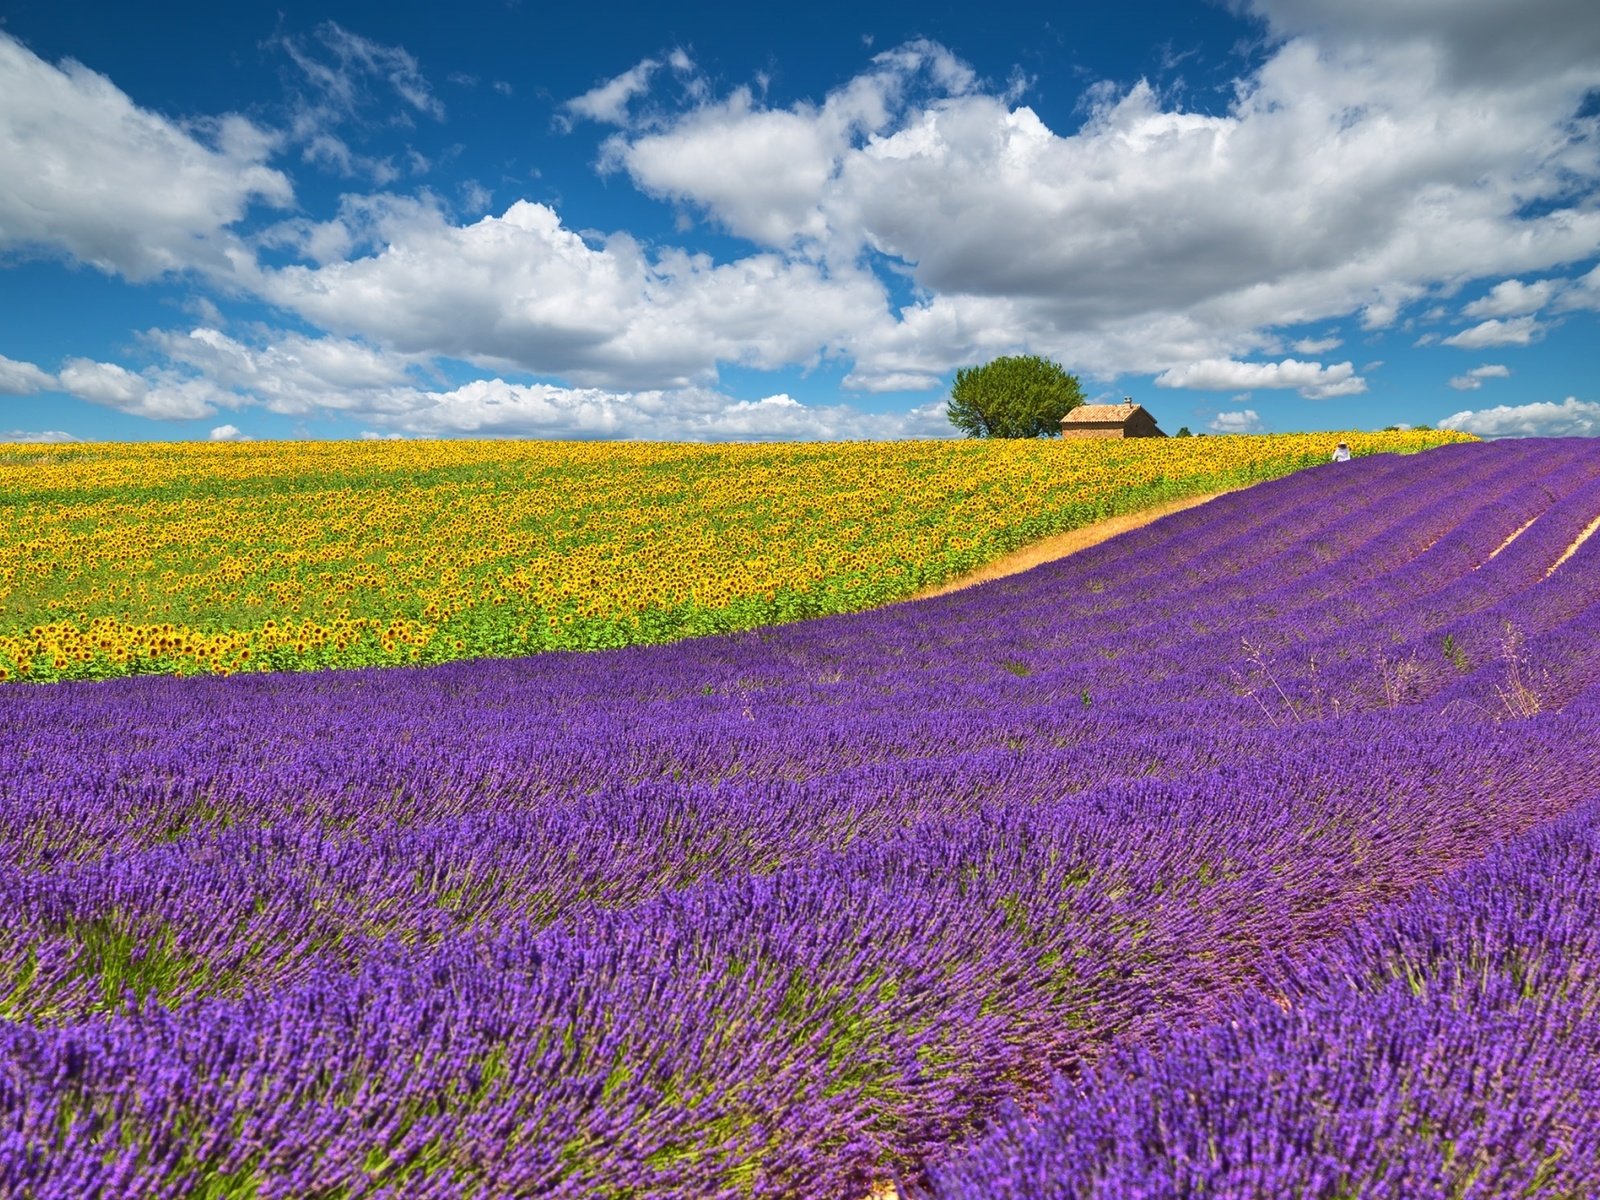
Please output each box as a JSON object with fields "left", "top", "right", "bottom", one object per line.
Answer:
{"left": 1462, "top": 278, "right": 1557, "bottom": 318}
{"left": 261, "top": 199, "right": 892, "bottom": 389}
{"left": 1209, "top": 409, "right": 1265, "bottom": 433}
{"left": 145, "top": 326, "right": 423, "bottom": 415}
{"left": 1243, "top": 0, "right": 1600, "bottom": 88}
{"left": 0, "top": 353, "right": 55, "bottom": 394}
{"left": 0, "top": 33, "right": 292, "bottom": 280}
{"left": 1441, "top": 316, "right": 1545, "bottom": 347}
{"left": 57, "top": 357, "right": 234, "bottom": 420}
{"left": 1154, "top": 358, "right": 1366, "bottom": 399}
{"left": 1440, "top": 395, "right": 1600, "bottom": 437}
{"left": 605, "top": 40, "right": 971, "bottom": 248}
{"left": 1448, "top": 363, "right": 1511, "bottom": 390}
{"left": 14, "top": 14, "right": 1600, "bottom": 433}
{"left": 364, "top": 378, "right": 953, "bottom": 441}
{"left": 582, "top": 23, "right": 1600, "bottom": 388}
{"left": 54, "top": 326, "right": 956, "bottom": 441}
{"left": 1557, "top": 263, "right": 1600, "bottom": 312}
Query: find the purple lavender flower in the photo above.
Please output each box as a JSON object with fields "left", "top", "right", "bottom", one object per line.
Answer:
{"left": 1, "top": 439, "right": 1598, "bottom": 1196}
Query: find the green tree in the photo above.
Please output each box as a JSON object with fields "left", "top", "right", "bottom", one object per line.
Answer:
{"left": 1175, "top": 425, "right": 1193, "bottom": 437}
{"left": 947, "top": 355, "right": 1084, "bottom": 438}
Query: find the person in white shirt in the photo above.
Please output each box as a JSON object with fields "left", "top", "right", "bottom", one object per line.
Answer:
{"left": 1331, "top": 442, "right": 1352, "bottom": 462}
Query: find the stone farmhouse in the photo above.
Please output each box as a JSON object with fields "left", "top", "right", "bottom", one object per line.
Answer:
{"left": 1060, "top": 400, "right": 1167, "bottom": 439}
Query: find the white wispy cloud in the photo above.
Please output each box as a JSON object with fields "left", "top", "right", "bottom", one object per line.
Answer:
{"left": 277, "top": 22, "right": 443, "bottom": 183}
{"left": 1290, "top": 335, "right": 1342, "bottom": 354}
{"left": 1441, "top": 316, "right": 1545, "bottom": 348}
{"left": 281, "top": 21, "right": 443, "bottom": 121}
{"left": 1556, "top": 263, "right": 1600, "bottom": 312}
{"left": 561, "top": 59, "right": 661, "bottom": 127}
{"left": 1440, "top": 396, "right": 1600, "bottom": 437}
{"left": 1448, "top": 363, "right": 1511, "bottom": 390}
{"left": 0, "top": 429, "right": 79, "bottom": 443}
{"left": 1154, "top": 358, "right": 1366, "bottom": 398}
{"left": 559, "top": 50, "right": 705, "bottom": 130}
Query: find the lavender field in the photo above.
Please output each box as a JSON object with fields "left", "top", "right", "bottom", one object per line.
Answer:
{"left": 3, "top": 438, "right": 1599, "bottom": 1198}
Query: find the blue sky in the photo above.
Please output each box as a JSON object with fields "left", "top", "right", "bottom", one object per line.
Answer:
{"left": 1, "top": 0, "right": 1597, "bottom": 443}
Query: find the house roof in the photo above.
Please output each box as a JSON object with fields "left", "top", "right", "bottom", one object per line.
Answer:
{"left": 1062, "top": 402, "right": 1150, "bottom": 424}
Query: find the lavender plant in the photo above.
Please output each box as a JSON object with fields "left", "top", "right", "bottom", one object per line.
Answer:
{"left": 925, "top": 795, "right": 1600, "bottom": 1198}
{"left": 0, "top": 438, "right": 1597, "bottom": 1196}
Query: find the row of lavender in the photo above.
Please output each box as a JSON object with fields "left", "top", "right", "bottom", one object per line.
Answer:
{"left": 926, "top": 784, "right": 1600, "bottom": 1197}
{"left": 4, "top": 712, "right": 1595, "bottom": 1198}
{"left": 1, "top": 439, "right": 1597, "bottom": 1195}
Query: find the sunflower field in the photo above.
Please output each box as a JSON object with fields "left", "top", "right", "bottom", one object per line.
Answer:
{"left": 0, "top": 430, "right": 1467, "bottom": 681}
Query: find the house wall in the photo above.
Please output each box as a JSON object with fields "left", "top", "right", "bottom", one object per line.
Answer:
{"left": 1059, "top": 410, "right": 1168, "bottom": 438}
{"left": 1125, "top": 413, "right": 1166, "bottom": 438}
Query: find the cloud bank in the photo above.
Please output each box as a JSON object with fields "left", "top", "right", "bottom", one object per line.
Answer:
{"left": 1154, "top": 358, "right": 1366, "bottom": 398}
{"left": 1440, "top": 396, "right": 1600, "bottom": 438}
{"left": 37, "top": 324, "right": 955, "bottom": 441}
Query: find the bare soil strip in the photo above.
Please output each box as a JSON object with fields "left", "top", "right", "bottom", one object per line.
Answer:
{"left": 1549, "top": 513, "right": 1600, "bottom": 577}
{"left": 905, "top": 489, "right": 1236, "bottom": 601}
{"left": 1480, "top": 515, "right": 1540, "bottom": 568}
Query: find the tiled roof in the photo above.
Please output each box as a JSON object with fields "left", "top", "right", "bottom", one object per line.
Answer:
{"left": 1062, "top": 402, "right": 1145, "bottom": 423}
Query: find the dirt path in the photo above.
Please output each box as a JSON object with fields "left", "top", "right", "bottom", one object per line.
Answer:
{"left": 905, "top": 489, "right": 1237, "bottom": 602}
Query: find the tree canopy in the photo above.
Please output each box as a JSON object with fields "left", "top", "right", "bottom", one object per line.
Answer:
{"left": 946, "top": 355, "right": 1084, "bottom": 438}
